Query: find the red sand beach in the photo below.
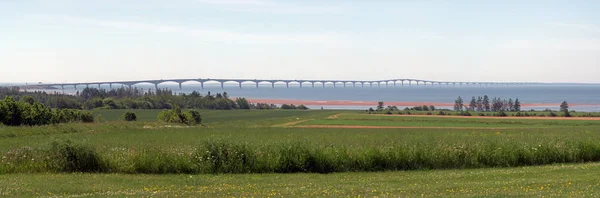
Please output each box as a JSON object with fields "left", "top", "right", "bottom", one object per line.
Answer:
{"left": 246, "top": 98, "right": 598, "bottom": 107}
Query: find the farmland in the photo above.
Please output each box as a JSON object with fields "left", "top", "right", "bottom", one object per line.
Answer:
{"left": 1, "top": 110, "right": 600, "bottom": 196}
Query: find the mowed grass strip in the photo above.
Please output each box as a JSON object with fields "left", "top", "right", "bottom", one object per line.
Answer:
{"left": 298, "top": 113, "right": 600, "bottom": 128}
{"left": 1, "top": 163, "right": 599, "bottom": 197}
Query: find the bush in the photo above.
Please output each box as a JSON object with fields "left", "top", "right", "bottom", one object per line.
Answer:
{"left": 0, "top": 97, "right": 93, "bottom": 126}
{"left": 123, "top": 112, "right": 137, "bottom": 121}
{"left": 187, "top": 110, "right": 202, "bottom": 125}
{"left": 496, "top": 110, "right": 507, "bottom": 117}
{"left": 50, "top": 140, "right": 108, "bottom": 172}
{"left": 563, "top": 109, "right": 572, "bottom": 117}
{"left": 158, "top": 107, "right": 202, "bottom": 125}
{"left": 296, "top": 104, "right": 309, "bottom": 110}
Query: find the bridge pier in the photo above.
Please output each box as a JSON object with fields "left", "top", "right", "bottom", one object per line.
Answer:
{"left": 311, "top": 82, "right": 315, "bottom": 88}
{"left": 239, "top": 82, "right": 242, "bottom": 89}
{"left": 393, "top": 81, "right": 396, "bottom": 87}
{"left": 256, "top": 82, "right": 259, "bottom": 89}
{"left": 299, "top": 82, "right": 303, "bottom": 88}
{"left": 408, "top": 81, "right": 412, "bottom": 86}
{"left": 179, "top": 83, "right": 182, "bottom": 90}
{"left": 200, "top": 82, "right": 204, "bottom": 89}
{"left": 221, "top": 82, "right": 224, "bottom": 89}
{"left": 97, "top": 84, "right": 101, "bottom": 89}
{"left": 154, "top": 83, "right": 158, "bottom": 90}
{"left": 271, "top": 82, "right": 274, "bottom": 88}
{"left": 322, "top": 82, "right": 325, "bottom": 88}
{"left": 286, "top": 82, "right": 289, "bottom": 88}
{"left": 109, "top": 83, "right": 112, "bottom": 89}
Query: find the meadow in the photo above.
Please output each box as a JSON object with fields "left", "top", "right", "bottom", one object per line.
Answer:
{"left": 1, "top": 110, "right": 600, "bottom": 196}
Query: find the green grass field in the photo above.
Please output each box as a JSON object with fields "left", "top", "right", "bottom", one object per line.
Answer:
{"left": 1, "top": 110, "right": 600, "bottom": 196}
{"left": 300, "top": 114, "right": 600, "bottom": 128}
{"left": 2, "top": 163, "right": 599, "bottom": 197}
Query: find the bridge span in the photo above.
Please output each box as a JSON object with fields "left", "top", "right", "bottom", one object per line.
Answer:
{"left": 30, "top": 78, "right": 540, "bottom": 90}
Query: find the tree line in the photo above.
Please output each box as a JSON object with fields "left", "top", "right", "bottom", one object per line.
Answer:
{"left": 0, "top": 96, "right": 94, "bottom": 126}
{"left": 454, "top": 95, "right": 521, "bottom": 112}
{"left": 0, "top": 87, "right": 305, "bottom": 111}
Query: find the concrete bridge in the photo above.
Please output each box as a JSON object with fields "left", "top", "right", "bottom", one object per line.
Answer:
{"left": 30, "top": 78, "right": 540, "bottom": 90}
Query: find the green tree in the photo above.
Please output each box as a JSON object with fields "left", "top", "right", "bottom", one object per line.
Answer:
{"left": 469, "top": 97, "right": 477, "bottom": 111}
{"left": 508, "top": 98, "right": 514, "bottom": 111}
{"left": 476, "top": 96, "right": 483, "bottom": 112}
{"left": 560, "top": 101, "right": 569, "bottom": 112}
{"left": 235, "top": 98, "right": 250, "bottom": 109}
{"left": 483, "top": 95, "right": 490, "bottom": 112}
{"left": 21, "top": 96, "right": 35, "bottom": 105}
{"left": 296, "top": 104, "right": 309, "bottom": 110}
{"left": 376, "top": 101, "right": 385, "bottom": 111}
{"left": 123, "top": 112, "right": 137, "bottom": 121}
{"left": 454, "top": 96, "right": 464, "bottom": 111}
{"left": 514, "top": 98, "right": 521, "bottom": 112}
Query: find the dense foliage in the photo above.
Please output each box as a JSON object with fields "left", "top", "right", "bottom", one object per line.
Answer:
{"left": 0, "top": 87, "right": 269, "bottom": 110}
{"left": 122, "top": 112, "right": 137, "bottom": 122}
{"left": 0, "top": 96, "right": 93, "bottom": 126}
{"left": 459, "top": 95, "right": 521, "bottom": 112}
{"left": 158, "top": 107, "right": 202, "bottom": 125}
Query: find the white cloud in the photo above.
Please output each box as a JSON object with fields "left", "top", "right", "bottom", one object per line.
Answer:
{"left": 32, "top": 15, "right": 348, "bottom": 45}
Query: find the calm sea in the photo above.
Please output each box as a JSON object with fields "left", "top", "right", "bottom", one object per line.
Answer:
{"left": 13, "top": 82, "right": 600, "bottom": 112}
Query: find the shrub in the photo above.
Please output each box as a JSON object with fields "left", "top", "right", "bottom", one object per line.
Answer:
{"left": 563, "top": 109, "right": 572, "bottom": 117}
{"left": 49, "top": 140, "right": 108, "bottom": 172}
{"left": 496, "top": 110, "right": 507, "bottom": 117}
{"left": 158, "top": 107, "right": 202, "bottom": 125}
{"left": 296, "top": 104, "right": 309, "bottom": 110}
{"left": 187, "top": 110, "right": 202, "bottom": 125}
{"left": 123, "top": 112, "right": 137, "bottom": 121}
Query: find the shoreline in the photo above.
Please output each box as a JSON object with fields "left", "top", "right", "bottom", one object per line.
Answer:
{"left": 246, "top": 98, "right": 600, "bottom": 108}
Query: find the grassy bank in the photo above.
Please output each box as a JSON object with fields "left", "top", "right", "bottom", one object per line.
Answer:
{"left": 2, "top": 163, "right": 599, "bottom": 197}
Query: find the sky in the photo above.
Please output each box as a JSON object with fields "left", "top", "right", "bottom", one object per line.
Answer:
{"left": 1, "top": 0, "right": 599, "bottom": 83}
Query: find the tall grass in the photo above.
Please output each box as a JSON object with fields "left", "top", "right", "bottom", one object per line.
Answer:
{"left": 3, "top": 138, "right": 600, "bottom": 174}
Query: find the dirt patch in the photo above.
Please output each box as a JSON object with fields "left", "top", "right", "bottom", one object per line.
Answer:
{"left": 370, "top": 114, "right": 600, "bottom": 121}
{"left": 296, "top": 125, "right": 531, "bottom": 130}
{"left": 327, "top": 114, "right": 342, "bottom": 119}
{"left": 272, "top": 119, "right": 312, "bottom": 127}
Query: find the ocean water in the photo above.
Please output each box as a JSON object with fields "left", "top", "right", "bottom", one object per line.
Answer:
{"left": 27, "top": 83, "right": 600, "bottom": 112}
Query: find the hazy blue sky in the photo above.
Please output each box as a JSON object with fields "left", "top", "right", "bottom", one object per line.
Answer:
{"left": 1, "top": 0, "right": 599, "bottom": 83}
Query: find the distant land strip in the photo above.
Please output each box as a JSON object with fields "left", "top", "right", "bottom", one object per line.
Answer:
{"left": 246, "top": 98, "right": 600, "bottom": 107}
